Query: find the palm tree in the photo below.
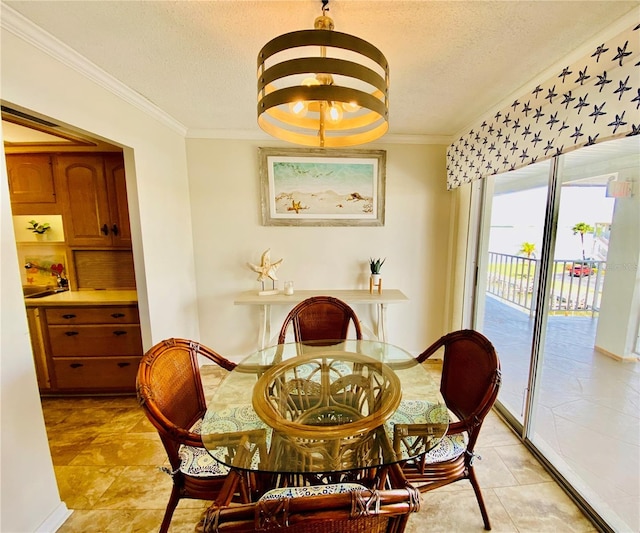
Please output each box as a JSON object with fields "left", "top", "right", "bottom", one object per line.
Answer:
{"left": 571, "top": 222, "right": 594, "bottom": 260}
{"left": 518, "top": 242, "right": 536, "bottom": 258}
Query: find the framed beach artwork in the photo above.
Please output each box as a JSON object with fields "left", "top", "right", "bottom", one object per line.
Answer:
{"left": 259, "top": 148, "right": 386, "bottom": 226}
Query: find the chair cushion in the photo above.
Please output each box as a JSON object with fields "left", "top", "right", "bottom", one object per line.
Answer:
{"left": 387, "top": 399, "right": 446, "bottom": 425}
{"left": 177, "top": 419, "right": 230, "bottom": 478}
{"left": 179, "top": 444, "right": 230, "bottom": 477}
{"left": 259, "top": 483, "right": 368, "bottom": 501}
{"left": 387, "top": 399, "right": 468, "bottom": 463}
{"left": 421, "top": 432, "right": 467, "bottom": 463}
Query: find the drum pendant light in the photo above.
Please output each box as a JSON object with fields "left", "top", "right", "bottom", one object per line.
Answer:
{"left": 257, "top": 0, "right": 389, "bottom": 147}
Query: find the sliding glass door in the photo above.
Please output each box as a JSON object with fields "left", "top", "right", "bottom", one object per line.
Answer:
{"left": 474, "top": 135, "right": 639, "bottom": 532}
{"left": 475, "top": 159, "right": 551, "bottom": 424}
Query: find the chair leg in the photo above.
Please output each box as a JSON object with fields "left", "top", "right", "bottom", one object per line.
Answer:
{"left": 159, "top": 485, "right": 181, "bottom": 533}
{"left": 468, "top": 467, "right": 491, "bottom": 530}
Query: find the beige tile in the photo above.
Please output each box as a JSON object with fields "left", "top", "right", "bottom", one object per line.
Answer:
{"left": 57, "top": 509, "right": 162, "bottom": 533}
{"left": 97, "top": 408, "right": 152, "bottom": 434}
{"left": 477, "top": 411, "right": 522, "bottom": 447}
{"left": 468, "top": 447, "right": 519, "bottom": 488}
{"left": 96, "top": 466, "right": 174, "bottom": 510}
{"left": 41, "top": 406, "right": 73, "bottom": 428}
{"left": 54, "top": 465, "right": 125, "bottom": 510}
{"left": 406, "top": 489, "right": 516, "bottom": 532}
{"left": 170, "top": 502, "right": 215, "bottom": 532}
{"left": 47, "top": 407, "right": 136, "bottom": 436}
{"left": 48, "top": 432, "right": 97, "bottom": 465}
{"left": 129, "top": 414, "right": 157, "bottom": 433}
{"left": 68, "top": 432, "right": 166, "bottom": 467}
{"left": 494, "top": 482, "right": 596, "bottom": 532}
{"left": 493, "top": 443, "right": 552, "bottom": 485}
{"left": 42, "top": 396, "right": 138, "bottom": 410}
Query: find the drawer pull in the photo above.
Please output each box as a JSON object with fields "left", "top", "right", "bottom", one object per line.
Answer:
{"left": 111, "top": 313, "right": 126, "bottom": 318}
{"left": 62, "top": 314, "right": 77, "bottom": 319}
{"left": 69, "top": 363, "right": 83, "bottom": 369}
{"left": 113, "top": 330, "right": 128, "bottom": 336}
{"left": 117, "top": 362, "right": 131, "bottom": 368}
{"left": 65, "top": 331, "right": 79, "bottom": 336}
{"left": 101, "top": 224, "right": 109, "bottom": 235}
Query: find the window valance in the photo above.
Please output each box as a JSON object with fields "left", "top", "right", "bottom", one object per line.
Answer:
{"left": 446, "top": 22, "right": 639, "bottom": 190}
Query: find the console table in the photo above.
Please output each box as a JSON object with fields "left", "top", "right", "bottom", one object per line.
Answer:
{"left": 234, "top": 289, "right": 409, "bottom": 348}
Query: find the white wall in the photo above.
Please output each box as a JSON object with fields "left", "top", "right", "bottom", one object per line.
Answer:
{"left": 186, "top": 139, "right": 452, "bottom": 358}
{"left": 1, "top": 26, "right": 199, "bottom": 531}
{"left": 1, "top": 147, "right": 71, "bottom": 533}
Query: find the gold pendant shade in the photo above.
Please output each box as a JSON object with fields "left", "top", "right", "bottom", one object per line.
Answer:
{"left": 257, "top": 12, "right": 389, "bottom": 147}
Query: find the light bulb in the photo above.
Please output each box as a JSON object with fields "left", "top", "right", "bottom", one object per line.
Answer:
{"left": 289, "top": 100, "right": 308, "bottom": 116}
{"left": 327, "top": 103, "right": 343, "bottom": 124}
{"left": 342, "top": 101, "right": 360, "bottom": 113}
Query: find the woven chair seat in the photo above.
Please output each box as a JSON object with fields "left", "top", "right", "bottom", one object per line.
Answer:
{"left": 259, "top": 483, "right": 368, "bottom": 501}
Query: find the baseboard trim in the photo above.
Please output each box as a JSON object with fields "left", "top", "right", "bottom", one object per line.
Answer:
{"left": 595, "top": 345, "right": 639, "bottom": 362}
{"left": 35, "top": 502, "right": 72, "bottom": 533}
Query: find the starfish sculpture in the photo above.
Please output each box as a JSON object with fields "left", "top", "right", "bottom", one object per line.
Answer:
{"left": 247, "top": 249, "right": 283, "bottom": 283}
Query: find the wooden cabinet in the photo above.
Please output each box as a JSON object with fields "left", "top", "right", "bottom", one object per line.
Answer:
{"left": 55, "top": 153, "right": 131, "bottom": 247}
{"left": 6, "top": 154, "right": 59, "bottom": 214}
{"left": 39, "top": 304, "right": 142, "bottom": 394}
{"left": 26, "top": 307, "right": 51, "bottom": 390}
{"left": 104, "top": 154, "right": 132, "bottom": 246}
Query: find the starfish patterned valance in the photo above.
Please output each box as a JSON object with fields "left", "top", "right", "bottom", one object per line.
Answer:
{"left": 446, "top": 22, "right": 640, "bottom": 190}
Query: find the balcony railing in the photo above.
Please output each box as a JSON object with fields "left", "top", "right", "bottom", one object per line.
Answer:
{"left": 486, "top": 252, "right": 605, "bottom": 317}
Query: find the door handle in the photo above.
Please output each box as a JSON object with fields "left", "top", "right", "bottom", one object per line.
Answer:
{"left": 111, "top": 313, "right": 125, "bottom": 318}
{"left": 69, "top": 363, "right": 83, "bottom": 369}
{"left": 111, "top": 224, "right": 119, "bottom": 236}
{"left": 113, "top": 330, "right": 128, "bottom": 336}
{"left": 117, "top": 362, "right": 131, "bottom": 368}
{"left": 101, "top": 224, "right": 109, "bottom": 235}
{"left": 65, "top": 331, "right": 79, "bottom": 336}
{"left": 62, "top": 314, "right": 76, "bottom": 319}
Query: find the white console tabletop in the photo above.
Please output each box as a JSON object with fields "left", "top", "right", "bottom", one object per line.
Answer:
{"left": 234, "top": 289, "right": 409, "bottom": 348}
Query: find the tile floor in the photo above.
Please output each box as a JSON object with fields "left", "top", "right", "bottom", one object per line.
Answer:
{"left": 45, "top": 361, "right": 597, "bottom": 532}
{"left": 483, "top": 296, "right": 640, "bottom": 531}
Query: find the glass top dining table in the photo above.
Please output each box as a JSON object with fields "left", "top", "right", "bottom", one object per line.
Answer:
{"left": 201, "top": 339, "right": 449, "bottom": 476}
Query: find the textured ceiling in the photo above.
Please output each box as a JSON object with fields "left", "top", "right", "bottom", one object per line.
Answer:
{"left": 3, "top": 0, "right": 639, "bottom": 141}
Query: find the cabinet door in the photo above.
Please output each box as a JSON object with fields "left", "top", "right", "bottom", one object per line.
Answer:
{"left": 6, "top": 154, "right": 56, "bottom": 204}
{"left": 56, "top": 155, "right": 112, "bottom": 246}
{"left": 26, "top": 307, "right": 51, "bottom": 390}
{"left": 104, "top": 154, "right": 132, "bottom": 247}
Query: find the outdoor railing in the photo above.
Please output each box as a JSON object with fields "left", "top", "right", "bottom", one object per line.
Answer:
{"left": 486, "top": 252, "right": 605, "bottom": 317}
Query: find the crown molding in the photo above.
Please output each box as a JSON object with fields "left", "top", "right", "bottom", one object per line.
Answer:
{"left": 186, "top": 128, "right": 452, "bottom": 145}
{"left": 1, "top": 4, "right": 187, "bottom": 136}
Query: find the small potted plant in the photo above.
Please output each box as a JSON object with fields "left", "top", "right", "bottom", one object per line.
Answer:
{"left": 27, "top": 220, "right": 51, "bottom": 236}
{"left": 369, "top": 257, "right": 385, "bottom": 294}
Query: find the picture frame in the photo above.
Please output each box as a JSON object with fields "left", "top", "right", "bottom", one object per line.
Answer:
{"left": 259, "top": 148, "right": 386, "bottom": 226}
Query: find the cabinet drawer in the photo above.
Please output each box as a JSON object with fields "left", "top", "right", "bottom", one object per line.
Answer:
{"left": 53, "top": 356, "right": 140, "bottom": 391}
{"left": 46, "top": 306, "right": 139, "bottom": 325}
{"left": 49, "top": 325, "right": 142, "bottom": 357}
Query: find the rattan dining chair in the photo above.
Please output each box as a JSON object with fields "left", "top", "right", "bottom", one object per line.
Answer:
{"left": 277, "top": 296, "right": 362, "bottom": 344}
{"left": 136, "top": 337, "right": 244, "bottom": 533}
{"left": 400, "top": 329, "right": 501, "bottom": 530}
{"left": 197, "top": 483, "right": 421, "bottom": 533}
